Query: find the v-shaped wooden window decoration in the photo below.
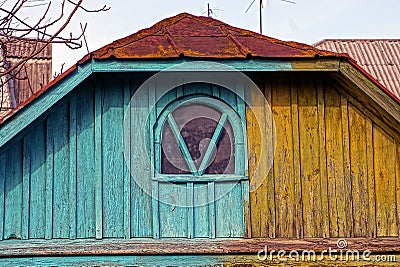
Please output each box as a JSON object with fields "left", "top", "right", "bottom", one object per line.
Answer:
{"left": 161, "top": 104, "right": 235, "bottom": 175}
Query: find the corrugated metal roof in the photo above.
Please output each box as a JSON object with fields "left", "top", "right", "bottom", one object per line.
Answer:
{"left": 0, "top": 38, "right": 52, "bottom": 119}
{"left": 314, "top": 39, "right": 400, "bottom": 99}
{"left": 3, "top": 38, "right": 52, "bottom": 60}
{"left": 86, "top": 13, "right": 342, "bottom": 61}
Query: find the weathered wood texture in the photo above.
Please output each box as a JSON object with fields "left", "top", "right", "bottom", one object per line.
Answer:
{"left": 0, "top": 238, "right": 400, "bottom": 256}
{"left": 248, "top": 73, "right": 400, "bottom": 239}
{"left": 0, "top": 72, "right": 399, "bottom": 242}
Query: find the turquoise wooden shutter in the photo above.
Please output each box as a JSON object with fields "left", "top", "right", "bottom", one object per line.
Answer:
{"left": 151, "top": 84, "right": 249, "bottom": 239}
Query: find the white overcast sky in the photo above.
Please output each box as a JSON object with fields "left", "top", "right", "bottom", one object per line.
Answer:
{"left": 48, "top": 0, "right": 400, "bottom": 74}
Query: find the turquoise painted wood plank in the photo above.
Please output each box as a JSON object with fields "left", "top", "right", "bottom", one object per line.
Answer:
{"left": 151, "top": 182, "right": 160, "bottom": 238}
{"left": 122, "top": 78, "right": 131, "bottom": 239}
{"left": 4, "top": 142, "right": 22, "bottom": 240}
{"left": 69, "top": 96, "right": 77, "bottom": 240}
{"left": 94, "top": 80, "right": 103, "bottom": 239}
{"left": 102, "top": 78, "right": 124, "bottom": 238}
{"left": 183, "top": 82, "right": 211, "bottom": 96}
{"left": 159, "top": 183, "right": 188, "bottom": 238}
{"left": 149, "top": 83, "right": 159, "bottom": 239}
{"left": 76, "top": 84, "right": 96, "bottom": 238}
{"left": 0, "top": 153, "right": 5, "bottom": 240}
{"left": 51, "top": 103, "right": 71, "bottom": 238}
{"left": 176, "top": 85, "right": 183, "bottom": 98}
{"left": 22, "top": 134, "right": 30, "bottom": 240}
{"left": 208, "top": 181, "right": 216, "bottom": 238}
{"left": 45, "top": 118, "right": 54, "bottom": 239}
{"left": 156, "top": 87, "right": 176, "bottom": 117}
{"left": 212, "top": 84, "right": 220, "bottom": 98}
{"left": 130, "top": 81, "right": 152, "bottom": 238}
{"left": 193, "top": 183, "right": 209, "bottom": 238}
{"left": 28, "top": 123, "right": 46, "bottom": 239}
{"left": 187, "top": 182, "right": 194, "bottom": 238}
{"left": 215, "top": 182, "right": 244, "bottom": 237}
{"left": 220, "top": 86, "right": 237, "bottom": 112}
{"left": 0, "top": 63, "right": 92, "bottom": 149}
{"left": 91, "top": 59, "right": 295, "bottom": 72}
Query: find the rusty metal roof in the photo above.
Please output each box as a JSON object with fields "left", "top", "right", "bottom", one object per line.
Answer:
{"left": 2, "top": 13, "right": 399, "bottom": 125}
{"left": 315, "top": 39, "right": 400, "bottom": 99}
{"left": 85, "top": 13, "right": 341, "bottom": 61}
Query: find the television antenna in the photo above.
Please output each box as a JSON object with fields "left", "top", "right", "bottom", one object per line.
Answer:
{"left": 201, "top": 3, "right": 223, "bottom": 18}
{"left": 245, "top": 0, "right": 295, "bottom": 34}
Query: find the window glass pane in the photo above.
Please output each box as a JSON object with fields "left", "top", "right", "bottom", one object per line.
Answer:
{"left": 161, "top": 104, "right": 235, "bottom": 174}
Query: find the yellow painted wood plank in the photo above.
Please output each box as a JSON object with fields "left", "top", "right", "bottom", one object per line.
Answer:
{"left": 290, "top": 78, "right": 303, "bottom": 238}
{"left": 397, "top": 141, "right": 400, "bottom": 238}
{"left": 248, "top": 79, "right": 275, "bottom": 238}
{"left": 272, "top": 78, "right": 295, "bottom": 238}
{"left": 264, "top": 80, "right": 276, "bottom": 238}
{"left": 374, "top": 126, "right": 398, "bottom": 237}
{"left": 341, "top": 96, "right": 353, "bottom": 237}
{"left": 298, "top": 78, "right": 322, "bottom": 238}
{"left": 317, "top": 81, "right": 329, "bottom": 238}
{"left": 324, "top": 88, "right": 346, "bottom": 237}
{"left": 366, "top": 119, "right": 376, "bottom": 238}
{"left": 348, "top": 104, "right": 369, "bottom": 237}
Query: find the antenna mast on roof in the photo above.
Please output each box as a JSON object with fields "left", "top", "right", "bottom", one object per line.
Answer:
{"left": 245, "top": 0, "right": 295, "bottom": 34}
{"left": 208, "top": 3, "right": 212, "bottom": 17}
{"left": 202, "top": 3, "right": 222, "bottom": 18}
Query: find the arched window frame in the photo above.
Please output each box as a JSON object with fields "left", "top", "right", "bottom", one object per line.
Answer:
{"left": 153, "top": 95, "right": 248, "bottom": 182}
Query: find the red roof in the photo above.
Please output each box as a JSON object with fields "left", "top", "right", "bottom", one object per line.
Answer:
{"left": 1, "top": 13, "right": 399, "bottom": 125}
{"left": 82, "top": 13, "right": 343, "bottom": 61}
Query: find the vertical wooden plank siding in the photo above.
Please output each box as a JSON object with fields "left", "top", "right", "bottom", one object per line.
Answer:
{"left": 366, "top": 119, "right": 376, "bottom": 238}
{"left": 51, "top": 103, "right": 70, "bottom": 239}
{"left": 397, "top": 142, "right": 400, "bottom": 238}
{"left": 102, "top": 78, "right": 124, "bottom": 238}
{"left": 298, "top": 78, "right": 322, "bottom": 238}
{"left": 0, "top": 153, "right": 5, "bottom": 240}
{"left": 187, "top": 183, "right": 194, "bottom": 239}
{"left": 324, "top": 88, "right": 346, "bottom": 237}
{"left": 130, "top": 81, "right": 152, "bottom": 238}
{"left": 317, "top": 81, "right": 329, "bottom": 238}
{"left": 123, "top": 78, "right": 131, "bottom": 239}
{"left": 290, "top": 78, "right": 303, "bottom": 238}
{"left": 69, "top": 96, "right": 77, "bottom": 240}
{"left": 193, "top": 183, "right": 209, "bottom": 237}
{"left": 76, "top": 84, "right": 96, "bottom": 238}
{"left": 236, "top": 83, "right": 251, "bottom": 238}
{"left": 45, "top": 118, "right": 54, "bottom": 240}
{"left": 149, "top": 83, "right": 159, "bottom": 239}
{"left": 4, "top": 142, "right": 22, "bottom": 240}
{"left": 22, "top": 135, "right": 30, "bottom": 240}
{"left": 341, "top": 96, "right": 353, "bottom": 237}
{"left": 1, "top": 73, "right": 400, "bottom": 242}
{"left": 208, "top": 182, "right": 216, "bottom": 238}
{"left": 348, "top": 104, "right": 368, "bottom": 237}
{"left": 373, "top": 126, "right": 398, "bottom": 237}
{"left": 94, "top": 80, "right": 103, "bottom": 239}
{"left": 271, "top": 79, "right": 295, "bottom": 238}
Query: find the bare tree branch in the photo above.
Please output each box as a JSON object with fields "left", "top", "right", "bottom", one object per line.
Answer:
{"left": 0, "top": 0, "right": 110, "bottom": 111}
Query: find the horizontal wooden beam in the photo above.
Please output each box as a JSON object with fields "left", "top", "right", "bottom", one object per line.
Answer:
{"left": 0, "top": 238, "right": 400, "bottom": 257}
{"left": 91, "top": 59, "right": 341, "bottom": 72}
